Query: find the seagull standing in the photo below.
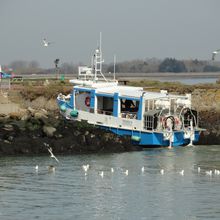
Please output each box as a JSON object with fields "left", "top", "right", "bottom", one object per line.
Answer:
{"left": 212, "top": 49, "right": 220, "bottom": 60}
{"left": 35, "top": 165, "right": 39, "bottom": 172}
{"left": 82, "top": 164, "right": 89, "bottom": 172}
{"left": 99, "top": 171, "right": 104, "bottom": 178}
{"left": 124, "top": 170, "right": 128, "bottom": 176}
{"left": 141, "top": 166, "right": 145, "bottom": 173}
{"left": 198, "top": 167, "right": 201, "bottom": 173}
{"left": 205, "top": 170, "right": 212, "bottom": 176}
{"left": 111, "top": 168, "right": 114, "bottom": 173}
{"left": 160, "top": 169, "right": 164, "bottom": 175}
{"left": 214, "top": 169, "right": 220, "bottom": 175}
{"left": 179, "top": 170, "right": 184, "bottom": 176}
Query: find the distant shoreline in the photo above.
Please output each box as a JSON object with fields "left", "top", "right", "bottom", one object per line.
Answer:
{"left": 116, "top": 72, "right": 220, "bottom": 79}
{"left": 15, "top": 72, "right": 220, "bottom": 81}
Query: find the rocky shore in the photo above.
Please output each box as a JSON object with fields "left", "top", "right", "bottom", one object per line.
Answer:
{"left": 0, "top": 84, "right": 220, "bottom": 155}
{"left": 0, "top": 107, "right": 140, "bottom": 155}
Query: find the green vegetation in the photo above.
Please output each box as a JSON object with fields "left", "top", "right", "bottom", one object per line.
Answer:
{"left": 159, "top": 58, "right": 187, "bottom": 73}
{"left": 20, "top": 81, "right": 72, "bottom": 100}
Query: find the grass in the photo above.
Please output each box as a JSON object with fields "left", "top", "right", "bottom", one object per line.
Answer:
{"left": 19, "top": 80, "right": 72, "bottom": 100}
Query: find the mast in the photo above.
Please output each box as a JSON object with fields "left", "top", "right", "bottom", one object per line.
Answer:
{"left": 93, "top": 32, "right": 107, "bottom": 81}
{"left": 113, "top": 54, "right": 116, "bottom": 81}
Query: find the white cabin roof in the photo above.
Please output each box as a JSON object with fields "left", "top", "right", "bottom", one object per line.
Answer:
{"left": 75, "top": 83, "right": 171, "bottom": 99}
{"left": 96, "top": 85, "right": 143, "bottom": 98}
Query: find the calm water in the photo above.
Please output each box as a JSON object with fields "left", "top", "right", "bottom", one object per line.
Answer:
{"left": 1, "top": 145, "right": 220, "bottom": 220}
{"left": 159, "top": 77, "right": 219, "bottom": 85}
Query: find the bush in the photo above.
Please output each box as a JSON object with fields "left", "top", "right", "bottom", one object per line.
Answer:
{"left": 159, "top": 58, "right": 187, "bottom": 73}
{"left": 203, "top": 65, "right": 220, "bottom": 72}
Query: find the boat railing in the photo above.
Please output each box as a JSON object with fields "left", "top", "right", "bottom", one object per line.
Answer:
{"left": 179, "top": 107, "right": 198, "bottom": 128}
{"left": 121, "top": 112, "right": 137, "bottom": 119}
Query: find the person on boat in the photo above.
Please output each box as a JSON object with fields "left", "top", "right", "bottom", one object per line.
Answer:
{"left": 123, "top": 99, "right": 135, "bottom": 111}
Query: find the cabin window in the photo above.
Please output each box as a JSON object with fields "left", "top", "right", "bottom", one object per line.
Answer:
{"left": 121, "top": 99, "right": 139, "bottom": 119}
{"left": 145, "top": 100, "right": 155, "bottom": 111}
{"left": 97, "top": 96, "right": 113, "bottom": 115}
{"left": 144, "top": 110, "right": 160, "bottom": 130}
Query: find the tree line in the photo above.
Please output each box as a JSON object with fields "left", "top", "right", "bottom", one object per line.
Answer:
{"left": 3, "top": 58, "right": 220, "bottom": 75}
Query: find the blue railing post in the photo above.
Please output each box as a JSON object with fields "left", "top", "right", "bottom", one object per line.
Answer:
{"left": 137, "top": 96, "right": 143, "bottom": 120}
{"left": 90, "top": 89, "right": 96, "bottom": 109}
{"left": 113, "top": 93, "right": 119, "bottom": 117}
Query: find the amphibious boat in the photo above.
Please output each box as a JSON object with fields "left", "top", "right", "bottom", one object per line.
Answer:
{"left": 57, "top": 39, "right": 202, "bottom": 147}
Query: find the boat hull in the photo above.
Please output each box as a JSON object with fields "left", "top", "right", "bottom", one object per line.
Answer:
{"left": 99, "top": 125, "right": 200, "bottom": 147}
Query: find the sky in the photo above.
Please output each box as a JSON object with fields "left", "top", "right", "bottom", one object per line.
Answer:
{"left": 0, "top": 0, "right": 220, "bottom": 68}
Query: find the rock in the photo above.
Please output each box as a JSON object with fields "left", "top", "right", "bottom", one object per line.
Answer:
{"left": 40, "top": 109, "right": 48, "bottom": 115}
{"left": 43, "top": 125, "right": 56, "bottom": 137}
{"left": 9, "top": 112, "right": 22, "bottom": 120}
{"left": 73, "top": 130, "right": 81, "bottom": 136}
{"left": 3, "top": 124, "right": 14, "bottom": 131}
{"left": 84, "top": 131, "right": 89, "bottom": 136}
{"left": 21, "top": 114, "right": 30, "bottom": 121}
{"left": 27, "top": 107, "right": 36, "bottom": 115}
{"left": 34, "top": 112, "right": 48, "bottom": 119}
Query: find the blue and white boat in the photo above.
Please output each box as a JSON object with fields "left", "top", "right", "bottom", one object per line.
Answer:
{"left": 57, "top": 39, "right": 202, "bottom": 148}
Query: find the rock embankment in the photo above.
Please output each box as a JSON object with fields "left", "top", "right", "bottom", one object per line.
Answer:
{"left": 0, "top": 108, "right": 139, "bottom": 155}
{"left": 0, "top": 86, "right": 220, "bottom": 155}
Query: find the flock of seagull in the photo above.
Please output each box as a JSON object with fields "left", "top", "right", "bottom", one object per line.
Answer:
{"left": 80, "top": 165, "right": 220, "bottom": 178}
{"left": 35, "top": 144, "right": 220, "bottom": 179}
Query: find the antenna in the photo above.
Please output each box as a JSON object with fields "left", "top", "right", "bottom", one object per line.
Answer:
{"left": 99, "top": 32, "right": 102, "bottom": 53}
{"left": 99, "top": 32, "right": 102, "bottom": 74}
{"left": 113, "top": 54, "right": 116, "bottom": 81}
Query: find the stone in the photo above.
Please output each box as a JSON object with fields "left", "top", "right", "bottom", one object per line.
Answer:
{"left": 3, "top": 124, "right": 14, "bottom": 131}
{"left": 43, "top": 125, "right": 56, "bottom": 137}
{"left": 34, "top": 112, "right": 48, "bottom": 119}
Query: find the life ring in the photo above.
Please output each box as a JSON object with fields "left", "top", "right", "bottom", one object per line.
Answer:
{"left": 85, "top": 96, "right": 90, "bottom": 107}
{"left": 162, "top": 116, "right": 175, "bottom": 130}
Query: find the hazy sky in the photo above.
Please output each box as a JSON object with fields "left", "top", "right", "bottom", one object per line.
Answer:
{"left": 0, "top": 0, "right": 220, "bottom": 68}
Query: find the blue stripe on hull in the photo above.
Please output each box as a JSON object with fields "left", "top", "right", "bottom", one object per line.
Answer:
{"left": 100, "top": 126, "right": 200, "bottom": 147}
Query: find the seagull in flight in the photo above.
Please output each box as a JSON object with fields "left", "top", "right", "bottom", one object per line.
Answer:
{"left": 44, "top": 143, "right": 59, "bottom": 163}
{"left": 47, "top": 147, "right": 59, "bottom": 163}
{"left": 43, "top": 38, "right": 52, "bottom": 47}
{"left": 212, "top": 49, "right": 220, "bottom": 60}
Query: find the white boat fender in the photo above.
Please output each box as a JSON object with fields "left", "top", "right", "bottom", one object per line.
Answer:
{"left": 60, "top": 104, "right": 67, "bottom": 112}
{"left": 70, "top": 110, "right": 78, "bottom": 117}
{"left": 131, "top": 136, "right": 141, "bottom": 142}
